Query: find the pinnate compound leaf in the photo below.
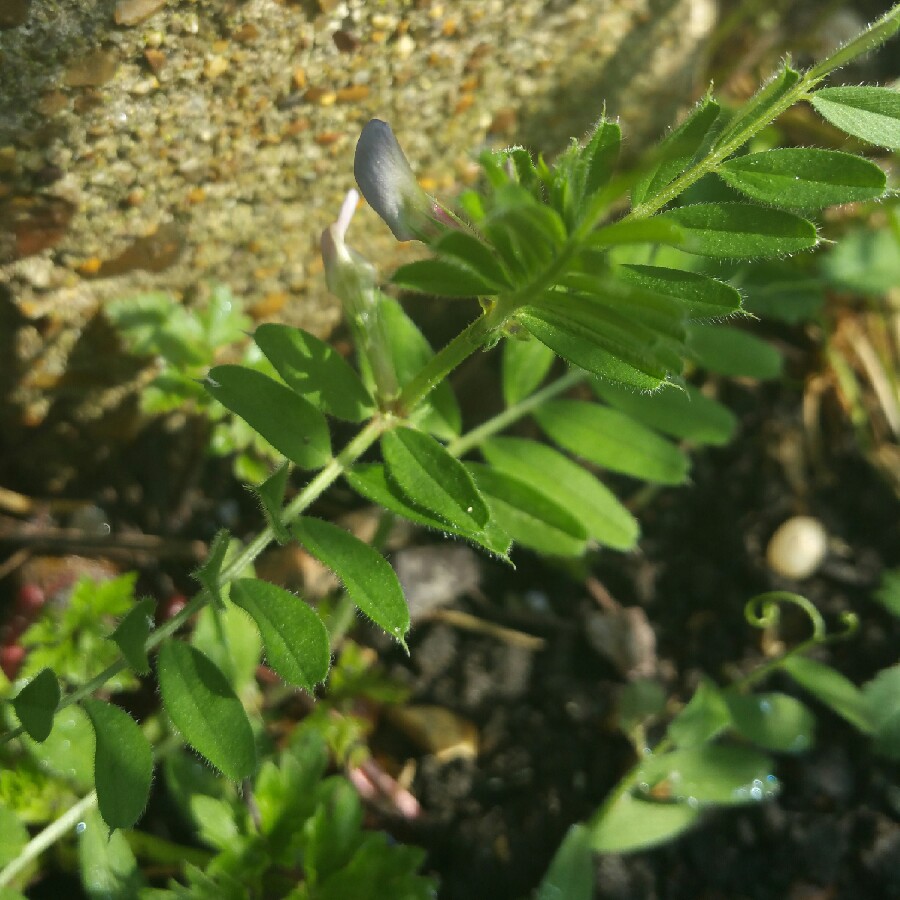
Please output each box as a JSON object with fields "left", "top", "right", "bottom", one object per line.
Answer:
{"left": 230, "top": 579, "right": 329, "bottom": 691}
{"left": 293, "top": 516, "right": 410, "bottom": 643}
{"left": 535, "top": 399, "right": 689, "bottom": 485}
{"left": 481, "top": 437, "right": 639, "bottom": 550}
{"left": 82, "top": 698, "right": 153, "bottom": 830}
{"left": 432, "top": 230, "right": 512, "bottom": 289}
{"left": 345, "top": 464, "right": 512, "bottom": 559}
{"left": 810, "top": 86, "right": 900, "bottom": 150}
{"left": 618, "top": 264, "right": 742, "bottom": 320}
{"left": 111, "top": 598, "right": 156, "bottom": 676}
{"left": 381, "top": 428, "right": 489, "bottom": 532}
{"left": 660, "top": 203, "right": 817, "bottom": 258}
{"left": 593, "top": 380, "right": 737, "bottom": 447}
{"left": 536, "top": 825, "right": 594, "bottom": 900}
{"left": 687, "top": 323, "right": 783, "bottom": 379}
{"left": 636, "top": 744, "right": 778, "bottom": 805}
{"left": 157, "top": 641, "right": 257, "bottom": 781}
{"left": 254, "top": 324, "right": 373, "bottom": 422}
{"left": 781, "top": 655, "right": 875, "bottom": 734}
{"left": 724, "top": 691, "right": 815, "bottom": 754}
{"left": 501, "top": 335, "right": 556, "bottom": 406}
{"left": 719, "top": 149, "right": 885, "bottom": 210}
{"left": 590, "top": 792, "right": 700, "bottom": 853}
{"left": 205, "top": 365, "right": 331, "bottom": 469}
{"left": 466, "top": 463, "right": 588, "bottom": 557}
{"left": 633, "top": 98, "right": 722, "bottom": 207}
{"left": 12, "top": 668, "right": 60, "bottom": 742}
{"left": 391, "top": 258, "right": 501, "bottom": 297}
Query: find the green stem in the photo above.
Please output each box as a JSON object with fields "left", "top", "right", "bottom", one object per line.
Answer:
{"left": 446, "top": 369, "right": 586, "bottom": 457}
{"left": 629, "top": 3, "right": 900, "bottom": 221}
{"left": 0, "top": 790, "right": 98, "bottom": 887}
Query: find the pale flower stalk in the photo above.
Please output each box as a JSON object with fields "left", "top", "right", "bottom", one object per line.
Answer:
{"left": 321, "top": 190, "right": 399, "bottom": 401}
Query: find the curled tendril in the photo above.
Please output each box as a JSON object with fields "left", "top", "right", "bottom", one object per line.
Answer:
{"left": 744, "top": 591, "right": 859, "bottom": 647}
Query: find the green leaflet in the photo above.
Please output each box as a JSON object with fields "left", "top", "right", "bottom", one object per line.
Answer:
{"left": 590, "top": 792, "right": 701, "bottom": 853}
{"left": 635, "top": 744, "right": 778, "bottom": 805}
{"left": 863, "top": 665, "right": 900, "bottom": 761}
{"left": 431, "top": 229, "right": 512, "bottom": 289}
{"left": 254, "top": 323, "right": 374, "bottom": 422}
{"left": 111, "top": 598, "right": 156, "bottom": 676}
{"left": 714, "top": 66, "right": 801, "bottom": 151}
{"left": 617, "top": 264, "right": 742, "bottom": 320}
{"left": 11, "top": 668, "right": 60, "bottom": 742}
{"left": 660, "top": 203, "right": 817, "bottom": 258}
{"left": 719, "top": 148, "right": 886, "bottom": 209}
{"left": 293, "top": 516, "right": 410, "bottom": 644}
{"left": 632, "top": 98, "right": 722, "bottom": 207}
{"left": 82, "top": 699, "right": 154, "bottom": 831}
{"left": 536, "top": 825, "right": 594, "bottom": 900}
{"left": 724, "top": 691, "right": 816, "bottom": 754}
{"left": 251, "top": 462, "right": 291, "bottom": 545}
{"left": 391, "top": 257, "right": 503, "bottom": 297}
{"left": 501, "top": 334, "right": 557, "bottom": 406}
{"left": 205, "top": 365, "right": 332, "bottom": 469}
{"left": 535, "top": 399, "right": 689, "bottom": 485}
{"left": 810, "top": 85, "right": 900, "bottom": 150}
{"left": 589, "top": 217, "right": 685, "bottom": 248}
{"left": 581, "top": 119, "right": 622, "bottom": 199}
{"left": 592, "top": 380, "right": 737, "bottom": 447}
{"left": 667, "top": 677, "right": 732, "bottom": 749}
{"left": 157, "top": 641, "right": 257, "bottom": 781}
{"left": 381, "top": 428, "right": 489, "bottom": 533}
{"left": 687, "top": 323, "right": 783, "bottom": 379}
{"left": 192, "top": 528, "right": 231, "bottom": 608}
{"left": 230, "top": 579, "right": 330, "bottom": 692}
{"left": 344, "top": 463, "right": 512, "bottom": 559}
{"left": 466, "top": 462, "right": 588, "bottom": 557}
{"left": 781, "top": 655, "right": 876, "bottom": 734}
{"left": 481, "top": 437, "right": 639, "bottom": 550}
{"left": 516, "top": 303, "right": 672, "bottom": 391}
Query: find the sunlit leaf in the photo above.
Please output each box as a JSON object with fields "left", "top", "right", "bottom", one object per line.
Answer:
{"left": 719, "top": 149, "right": 885, "bottom": 209}
{"left": 535, "top": 399, "right": 689, "bottom": 484}
{"left": 231, "top": 579, "right": 330, "bottom": 692}
{"left": 618, "top": 264, "right": 743, "bottom": 320}
{"left": 667, "top": 677, "right": 731, "bottom": 748}
{"left": 589, "top": 217, "right": 685, "bottom": 248}
{"left": 157, "top": 642, "right": 257, "bottom": 781}
{"left": 254, "top": 324, "right": 374, "bottom": 422}
{"left": 381, "top": 428, "right": 489, "bottom": 532}
{"left": 660, "top": 203, "right": 817, "bottom": 258}
{"left": 293, "top": 516, "right": 410, "bottom": 644}
{"left": 83, "top": 699, "right": 154, "bottom": 830}
{"left": 781, "top": 655, "right": 875, "bottom": 734}
{"left": 724, "top": 691, "right": 816, "bottom": 754}
{"left": 466, "top": 463, "right": 588, "bottom": 557}
{"left": 205, "top": 365, "right": 331, "bottom": 469}
{"left": 345, "top": 464, "right": 512, "bottom": 559}
{"left": 11, "top": 668, "right": 59, "bottom": 742}
{"left": 636, "top": 744, "right": 778, "bottom": 805}
{"left": 77, "top": 807, "right": 144, "bottom": 897}
{"left": 481, "top": 437, "right": 639, "bottom": 549}
{"left": 590, "top": 792, "right": 700, "bottom": 853}
{"left": 810, "top": 85, "right": 900, "bottom": 149}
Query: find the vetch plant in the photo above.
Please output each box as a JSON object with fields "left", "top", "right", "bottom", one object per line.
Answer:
{"left": 2, "top": 5, "right": 900, "bottom": 895}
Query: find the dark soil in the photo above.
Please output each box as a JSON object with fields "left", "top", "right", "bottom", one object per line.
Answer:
{"left": 373, "top": 372, "right": 900, "bottom": 900}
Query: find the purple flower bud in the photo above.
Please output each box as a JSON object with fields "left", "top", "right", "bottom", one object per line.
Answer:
{"left": 354, "top": 119, "right": 433, "bottom": 241}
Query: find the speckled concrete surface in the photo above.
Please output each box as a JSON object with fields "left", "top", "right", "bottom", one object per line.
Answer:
{"left": 0, "top": 0, "right": 716, "bottom": 489}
